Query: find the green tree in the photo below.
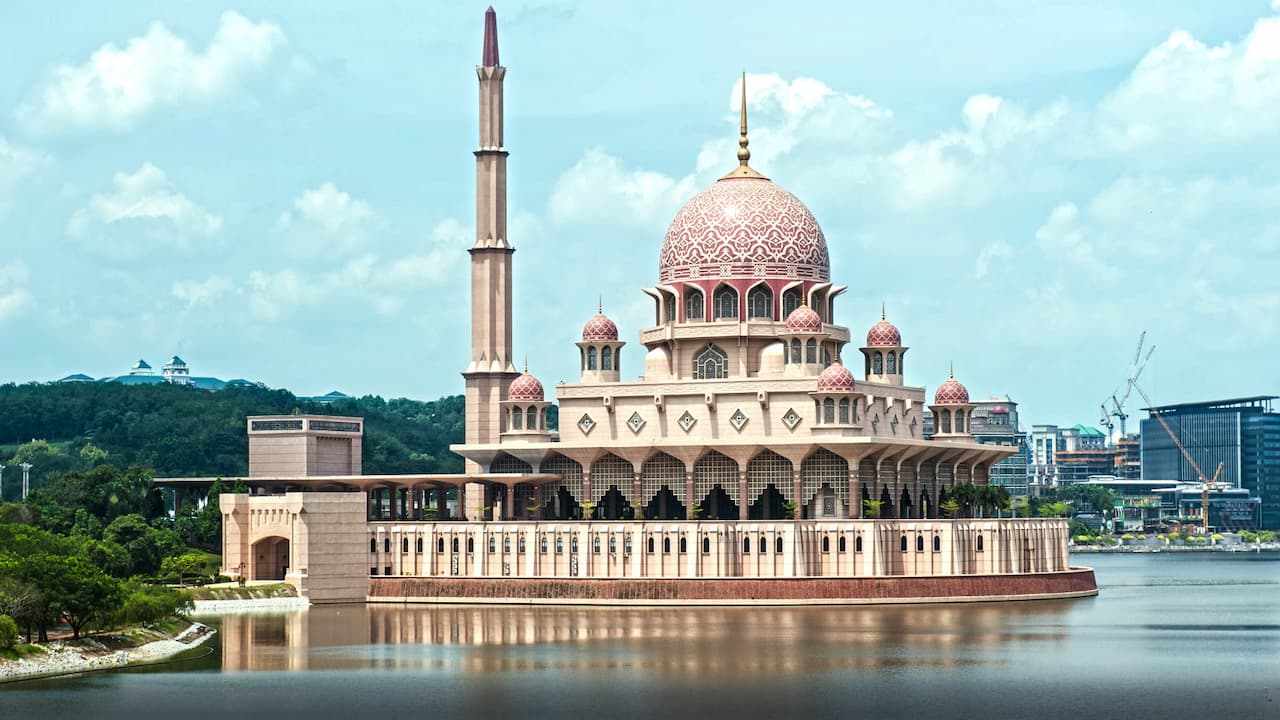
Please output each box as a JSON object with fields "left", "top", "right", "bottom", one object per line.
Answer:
{"left": 0, "top": 613, "right": 17, "bottom": 649}
{"left": 103, "top": 514, "right": 161, "bottom": 576}
{"left": 44, "top": 554, "right": 124, "bottom": 639}
{"left": 863, "top": 499, "right": 885, "bottom": 518}
{"left": 79, "top": 443, "right": 109, "bottom": 466}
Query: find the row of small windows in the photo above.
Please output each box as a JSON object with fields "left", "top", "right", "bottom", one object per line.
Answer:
{"left": 508, "top": 406, "right": 549, "bottom": 432}
{"left": 818, "top": 397, "right": 857, "bottom": 425}
{"left": 372, "top": 533, "right": 984, "bottom": 555}
{"left": 936, "top": 409, "right": 968, "bottom": 434}
{"left": 583, "top": 346, "right": 618, "bottom": 371}
{"left": 869, "top": 351, "right": 901, "bottom": 375}
{"left": 679, "top": 286, "right": 820, "bottom": 323}
{"left": 787, "top": 339, "right": 832, "bottom": 365}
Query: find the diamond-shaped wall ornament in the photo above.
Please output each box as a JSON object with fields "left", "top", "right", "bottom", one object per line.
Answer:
{"left": 730, "top": 408, "right": 748, "bottom": 431}
{"left": 782, "top": 407, "right": 802, "bottom": 430}
{"left": 577, "top": 413, "right": 596, "bottom": 435}
{"left": 627, "top": 411, "right": 646, "bottom": 433}
{"left": 678, "top": 410, "right": 697, "bottom": 432}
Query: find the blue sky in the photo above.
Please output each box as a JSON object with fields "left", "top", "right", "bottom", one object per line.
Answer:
{"left": 1, "top": 1, "right": 1278, "bottom": 428}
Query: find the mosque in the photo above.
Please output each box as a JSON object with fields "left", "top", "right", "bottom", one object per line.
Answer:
{"left": 194, "top": 8, "right": 1096, "bottom": 604}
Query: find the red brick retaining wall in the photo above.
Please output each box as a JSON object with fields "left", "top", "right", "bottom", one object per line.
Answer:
{"left": 367, "top": 568, "right": 1097, "bottom": 604}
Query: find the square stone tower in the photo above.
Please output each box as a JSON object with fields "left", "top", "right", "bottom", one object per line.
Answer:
{"left": 247, "top": 415, "right": 363, "bottom": 477}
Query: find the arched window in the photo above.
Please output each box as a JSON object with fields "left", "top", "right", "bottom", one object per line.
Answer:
{"left": 790, "top": 339, "right": 802, "bottom": 364}
{"left": 806, "top": 339, "right": 817, "bottom": 364}
{"left": 512, "top": 408, "right": 523, "bottom": 430}
{"left": 601, "top": 346, "right": 613, "bottom": 371}
{"left": 743, "top": 537, "right": 751, "bottom": 554}
{"left": 887, "top": 351, "right": 897, "bottom": 374}
{"left": 759, "top": 537, "right": 767, "bottom": 553}
{"left": 933, "top": 535, "right": 941, "bottom": 552}
{"left": 823, "top": 398, "right": 836, "bottom": 424}
{"left": 526, "top": 407, "right": 537, "bottom": 430}
{"left": 438, "top": 538, "right": 445, "bottom": 553}
{"left": 702, "top": 537, "right": 711, "bottom": 554}
{"left": 384, "top": 538, "right": 391, "bottom": 553}
{"left": 977, "top": 535, "right": 985, "bottom": 552}
{"left": 369, "top": 538, "right": 376, "bottom": 553}
{"left": 587, "top": 346, "right": 597, "bottom": 370}
{"left": 873, "top": 352, "right": 884, "bottom": 374}
{"left": 648, "top": 537, "right": 655, "bottom": 554}
{"left": 940, "top": 409, "right": 952, "bottom": 434}
{"left": 680, "top": 537, "right": 688, "bottom": 554}
{"left": 714, "top": 286, "right": 738, "bottom": 319}
{"left": 592, "top": 536, "right": 601, "bottom": 553}
{"left": 665, "top": 295, "right": 676, "bottom": 323}
{"left": 402, "top": 538, "right": 409, "bottom": 553}
{"left": 782, "top": 287, "right": 803, "bottom": 318}
{"left": 838, "top": 536, "right": 847, "bottom": 552}
{"left": 900, "top": 535, "right": 908, "bottom": 552}
{"left": 488, "top": 536, "right": 496, "bottom": 554}
{"left": 467, "top": 537, "right": 475, "bottom": 553}
{"left": 747, "top": 285, "right": 772, "bottom": 319}
{"left": 855, "top": 535, "right": 863, "bottom": 553}
{"left": 838, "top": 398, "right": 850, "bottom": 424}
{"left": 664, "top": 537, "right": 672, "bottom": 554}
{"left": 453, "top": 537, "right": 460, "bottom": 553}
{"left": 776, "top": 537, "right": 783, "bottom": 553}
{"left": 416, "top": 537, "right": 423, "bottom": 553}
{"left": 822, "top": 536, "right": 830, "bottom": 553}
{"left": 955, "top": 410, "right": 965, "bottom": 433}
{"left": 916, "top": 536, "right": 925, "bottom": 552}
{"left": 685, "top": 288, "right": 704, "bottom": 322}
{"left": 693, "top": 344, "right": 728, "bottom": 379}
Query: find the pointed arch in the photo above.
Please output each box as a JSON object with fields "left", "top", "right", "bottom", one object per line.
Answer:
{"left": 747, "top": 283, "right": 773, "bottom": 319}
{"left": 713, "top": 284, "right": 739, "bottom": 320}
{"left": 693, "top": 343, "right": 728, "bottom": 379}
{"left": 684, "top": 286, "right": 704, "bottom": 322}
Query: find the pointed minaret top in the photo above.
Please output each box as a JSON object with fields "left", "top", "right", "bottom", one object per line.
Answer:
{"left": 482, "top": 7, "right": 500, "bottom": 67}
{"left": 722, "top": 72, "right": 765, "bottom": 179}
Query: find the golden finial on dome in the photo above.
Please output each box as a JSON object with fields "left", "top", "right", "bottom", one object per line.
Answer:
{"left": 722, "top": 72, "right": 765, "bottom": 180}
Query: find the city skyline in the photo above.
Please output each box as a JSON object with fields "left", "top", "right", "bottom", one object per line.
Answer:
{"left": 2, "top": 1, "right": 1279, "bottom": 421}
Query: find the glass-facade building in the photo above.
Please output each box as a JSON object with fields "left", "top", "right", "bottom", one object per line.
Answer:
{"left": 1140, "top": 396, "right": 1280, "bottom": 530}
{"left": 968, "top": 398, "right": 1029, "bottom": 497}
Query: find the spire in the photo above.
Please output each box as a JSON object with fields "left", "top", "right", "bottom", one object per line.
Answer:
{"left": 881, "top": 301, "right": 886, "bottom": 320}
{"left": 722, "top": 72, "right": 765, "bottom": 179}
{"left": 598, "top": 295, "right": 603, "bottom": 314}
{"left": 949, "top": 361, "right": 954, "bottom": 379}
{"left": 524, "top": 356, "right": 528, "bottom": 374}
{"left": 482, "top": 6, "right": 499, "bottom": 67}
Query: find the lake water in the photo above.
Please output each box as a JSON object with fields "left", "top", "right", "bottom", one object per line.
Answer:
{"left": 4, "top": 553, "right": 1278, "bottom": 719}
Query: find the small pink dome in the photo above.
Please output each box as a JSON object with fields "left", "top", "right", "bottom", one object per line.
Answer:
{"left": 866, "top": 319, "right": 901, "bottom": 347}
{"left": 507, "top": 372, "right": 544, "bottom": 402}
{"left": 785, "top": 304, "right": 823, "bottom": 334}
{"left": 582, "top": 313, "right": 618, "bottom": 342}
{"left": 934, "top": 377, "right": 970, "bottom": 405}
{"left": 816, "top": 362, "right": 855, "bottom": 393}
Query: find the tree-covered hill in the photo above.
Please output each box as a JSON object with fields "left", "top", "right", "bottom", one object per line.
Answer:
{"left": 0, "top": 381, "right": 465, "bottom": 498}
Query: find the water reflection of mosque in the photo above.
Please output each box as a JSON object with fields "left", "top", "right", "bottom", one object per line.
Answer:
{"left": 214, "top": 603, "right": 1072, "bottom": 674}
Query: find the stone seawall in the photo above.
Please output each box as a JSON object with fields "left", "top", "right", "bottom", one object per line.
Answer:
{"left": 367, "top": 568, "right": 1097, "bottom": 605}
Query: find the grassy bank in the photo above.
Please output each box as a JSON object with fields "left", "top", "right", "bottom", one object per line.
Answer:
{"left": 188, "top": 583, "right": 297, "bottom": 601}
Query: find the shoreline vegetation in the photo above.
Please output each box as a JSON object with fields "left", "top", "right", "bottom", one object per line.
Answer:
{"left": 0, "top": 619, "right": 214, "bottom": 684}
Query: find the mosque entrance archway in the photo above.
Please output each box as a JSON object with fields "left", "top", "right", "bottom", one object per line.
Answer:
{"left": 697, "top": 485, "right": 738, "bottom": 520}
{"left": 749, "top": 485, "right": 789, "bottom": 520}
{"left": 595, "top": 486, "right": 634, "bottom": 520}
{"left": 644, "top": 486, "right": 685, "bottom": 520}
{"left": 252, "top": 536, "right": 289, "bottom": 581}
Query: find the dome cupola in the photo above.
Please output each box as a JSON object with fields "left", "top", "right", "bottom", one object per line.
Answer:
{"left": 507, "top": 370, "right": 544, "bottom": 402}
{"left": 934, "top": 376, "right": 970, "bottom": 405}
{"left": 816, "top": 362, "right": 855, "bottom": 393}
{"left": 784, "top": 304, "right": 823, "bottom": 334}
{"left": 582, "top": 308, "right": 618, "bottom": 342}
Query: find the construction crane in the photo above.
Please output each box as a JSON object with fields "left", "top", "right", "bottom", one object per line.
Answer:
{"left": 1125, "top": 356, "right": 1228, "bottom": 535}
{"left": 1101, "top": 331, "right": 1156, "bottom": 438}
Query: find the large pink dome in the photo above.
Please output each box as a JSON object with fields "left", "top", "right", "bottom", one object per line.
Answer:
{"left": 866, "top": 320, "right": 901, "bottom": 347}
{"left": 659, "top": 177, "right": 828, "bottom": 283}
{"left": 582, "top": 313, "right": 618, "bottom": 342}
{"left": 816, "top": 362, "right": 855, "bottom": 393}
{"left": 934, "top": 378, "right": 970, "bottom": 405}
{"left": 507, "top": 372, "right": 544, "bottom": 402}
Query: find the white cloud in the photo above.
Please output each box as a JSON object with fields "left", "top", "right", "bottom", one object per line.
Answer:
{"left": 0, "top": 260, "right": 33, "bottom": 326}
{"left": 548, "top": 148, "right": 697, "bottom": 228}
{"left": 0, "top": 137, "right": 52, "bottom": 212}
{"left": 277, "top": 182, "right": 379, "bottom": 256}
{"left": 17, "top": 11, "right": 284, "bottom": 133}
{"left": 172, "top": 275, "right": 234, "bottom": 309}
{"left": 1098, "top": 16, "right": 1280, "bottom": 155}
{"left": 69, "top": 163, "right": 222, "bottom": 257}
{"left": 974, "top": 241, "right": 1013, "bottom": 279}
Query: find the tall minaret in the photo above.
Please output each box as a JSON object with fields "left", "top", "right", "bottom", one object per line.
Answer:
{"left": 463, "top": 6, "right": 518, "bottom": 471}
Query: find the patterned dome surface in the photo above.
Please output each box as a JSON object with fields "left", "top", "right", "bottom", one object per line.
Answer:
{"left": 582, "top": 313, "right": 619, "bottom": 342}
{"left": 866, "top": 320, "right": 901, "bottom": 347}
{"left": 507, "top": 372, "right": 544, "bottom": 402}
{"left": 816, "top": 362, "right": 855, "bottom": 393}
{"left": 659, "top": 177, "right": 829, "bottom": 283}
{"left": 784, "top": 305, "right": 822, "bottom": 334}
{"left": 934, "top": 378, "right": 970, "bottom": 405}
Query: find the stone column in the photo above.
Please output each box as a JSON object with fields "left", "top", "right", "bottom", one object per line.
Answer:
{"left": 582, "top": 471, "right": 592, "bottom": 519}
{"left": 847, "top": 466, "right": 860, "bottom": 519}
{"left": 738, "top": 470, "right": 749, "bottom": 521}
{"left": 686, "top": 525, "right": 698, "bottom": 578}
{"left": 685, "top": 471, "right": 696, "bottom": 519}
{"left": 791, "top": 468, "right": 803, "bottom": 520}
{"left": 631, "top": 525, "right": 643, "bottom": 577}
